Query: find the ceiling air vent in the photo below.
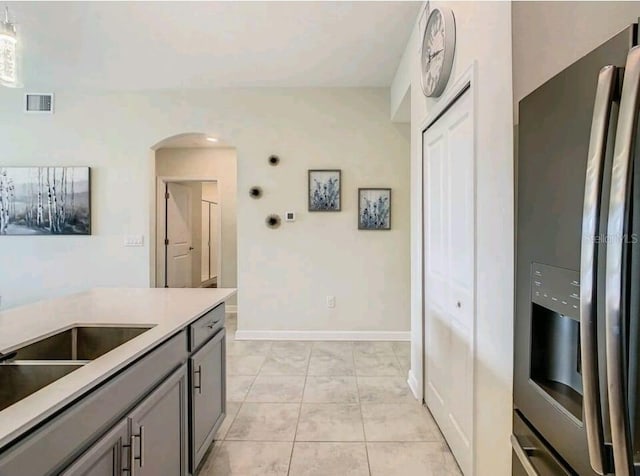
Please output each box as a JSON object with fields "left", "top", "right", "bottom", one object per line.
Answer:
{"left": 24, "top": 93, "right": 54, "bottom": 114}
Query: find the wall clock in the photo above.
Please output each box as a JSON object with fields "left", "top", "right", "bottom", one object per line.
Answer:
{"left": 421, "top": 7, "right": 456, "bottom": 98}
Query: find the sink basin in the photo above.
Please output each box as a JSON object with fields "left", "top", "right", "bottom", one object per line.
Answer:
{"left": 0, "top": 363, "right": 84, "bottom": 411}
{"left": 14, "top": 326, "right": 152, "bottom": 361}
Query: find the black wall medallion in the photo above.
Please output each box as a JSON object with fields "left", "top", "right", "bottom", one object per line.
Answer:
{"left": 265, "top": 214, "right": 281, "bottom": 229}
{"left": 268, "top": 155, "right": 280, "bottom": 166}
{"left": 249, "top": 186, "right": 263, "bottom": 199}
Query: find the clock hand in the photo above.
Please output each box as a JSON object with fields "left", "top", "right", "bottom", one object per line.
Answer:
{"left": 428, "top": 49, "right": 444, "bottom": 61}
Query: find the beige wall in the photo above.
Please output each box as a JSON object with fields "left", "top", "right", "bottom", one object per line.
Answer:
{"left": 0, "top": 87, "right": 410, "bottom": 338}
{"left": 513, "top": 1, "right": 640, "bottom": 118}
{"left": 156, "top": 149, "right": 237, "bottom": 303}
{"left": 395, "top": 2, "right": 514, "bottom": 474}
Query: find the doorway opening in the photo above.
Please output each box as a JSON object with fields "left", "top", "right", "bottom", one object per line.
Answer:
{"left": 160, "top": 180, "right": 221, "bottom": 288}
{"left": 200, "top": 184, "right": 220, "bottom": 288}
{"left": 150, "top": 133, "right": 237, "bottom": 299}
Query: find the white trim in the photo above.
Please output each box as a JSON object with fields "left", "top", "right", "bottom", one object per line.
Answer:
{"left": 225, "top": 305, "right": 238, "bottom": 314}
{"left": 235, "top": 330, "right": 410, "bottom": 342}
{"left": 419, "top": 63, "right": 476, "bottom": 131}
{"left": 407, "top": 369, "right": 420, "bottom": 400}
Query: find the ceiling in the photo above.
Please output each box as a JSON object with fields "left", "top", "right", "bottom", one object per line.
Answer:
{"left": 9, "top": 1, "right": 420, "bottom": 91}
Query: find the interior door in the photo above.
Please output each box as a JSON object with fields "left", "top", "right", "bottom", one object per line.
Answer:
{"left": 210, "top": 202, "right": 219, "bottom": 281}
{"left": 166, "top": 182, "right": 192, "bottom": 288}
{"left": 423, "top": 88, "right": 474, "bottom": 475}
{"left": 201, "top": 201, "right": 210, "bottom": 282}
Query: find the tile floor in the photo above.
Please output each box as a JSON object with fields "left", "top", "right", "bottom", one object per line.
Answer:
{"left": 198, "top": 316, "right": 461, "bottom": 476}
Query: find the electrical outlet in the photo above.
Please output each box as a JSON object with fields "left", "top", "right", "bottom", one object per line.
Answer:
{"left": 326, "top": 296, "right": 336, "bottom": 309}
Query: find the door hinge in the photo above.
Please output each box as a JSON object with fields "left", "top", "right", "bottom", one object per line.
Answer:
{"left": 164, "top": 238, "right": 169, "bottom": 246}
{"left": 165, "top": 192, "right": 170, "bottom": 200}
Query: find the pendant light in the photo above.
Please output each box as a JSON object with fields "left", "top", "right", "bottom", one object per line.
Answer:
{"left": 0, "top": 7, "right": 20, "bottom": 88}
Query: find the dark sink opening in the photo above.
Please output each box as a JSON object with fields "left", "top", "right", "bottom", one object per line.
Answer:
{"left": 14, "top": 326, "right": 151, "bottom": 361}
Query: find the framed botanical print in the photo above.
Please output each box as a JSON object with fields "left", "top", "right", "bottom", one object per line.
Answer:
{"left": 308, "top": 169, "right": 341, "bottom": 212}
{"left": 358, "top": 188, "right": 391, "bottom": 230}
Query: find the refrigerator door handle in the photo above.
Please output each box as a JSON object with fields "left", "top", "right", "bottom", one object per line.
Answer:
{"left": 580, "top": 64, "right": 617, "bottom": 476}
{"left": 606, "top": 45, "right": 640, "bottom": 476}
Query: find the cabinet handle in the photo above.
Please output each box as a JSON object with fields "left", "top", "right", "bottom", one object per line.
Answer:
{"left": 129, "top": 434, "right": 136, "bottom": 475}
{"left": 194, "top": 365, "right": 202, "bottom": 394}
{"left": 132, "top": 426, "right": 144, "bottom": 469}
{"left": 206, "top": 319, "right": 221, "bottom": 329}
{"left": 122, "top": 439, "right": 132, "bottom": 474}
{"left": 139, "top": 426, "right": 145, "bottom": 467}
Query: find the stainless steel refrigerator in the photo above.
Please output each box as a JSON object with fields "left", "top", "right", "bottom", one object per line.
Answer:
{"left": 514, "top": 23, "right": 640, "bottom": 475}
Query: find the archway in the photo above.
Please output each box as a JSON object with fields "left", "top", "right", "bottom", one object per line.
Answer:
{"left": 148, "top": 133, "right": 237, "bottom": 298}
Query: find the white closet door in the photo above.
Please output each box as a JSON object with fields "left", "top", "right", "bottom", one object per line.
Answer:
{"left": 423, "top": 89, "right": 475, "bottom": 475}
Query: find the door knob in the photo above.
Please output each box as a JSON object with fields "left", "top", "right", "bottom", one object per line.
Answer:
{"left": 189, "top": 246, "right": 194, "bottom": 251}
{"left": 456, "top": 301, "right": 462, "bottom": 308}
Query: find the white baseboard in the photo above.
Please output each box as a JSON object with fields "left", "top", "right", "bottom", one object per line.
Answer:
{"left": 225, "top": 305, "right": 237, "bottom": 314}
{"left": 407, "top": 369, "right": 421, "bottom": 400}
{"left": 234, "top": 330, "right": 410, "bottom": 341}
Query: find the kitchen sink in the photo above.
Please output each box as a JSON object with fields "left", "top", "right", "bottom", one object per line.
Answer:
{"left": 0, "top": 362, "right": 84, "bottom": 411}
{"left": 13, "top": 326, "right": 153, "bottom": 361}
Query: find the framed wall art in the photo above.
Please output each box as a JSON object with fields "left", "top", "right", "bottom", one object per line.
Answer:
{"left": 358, "top": 188, "right": 391, "bottom": 230}
{"left": 308, "top": 169, "right": 341, "bottom": 212}
{"left": 0, "top": 166, "right": 91, "bottom": 235}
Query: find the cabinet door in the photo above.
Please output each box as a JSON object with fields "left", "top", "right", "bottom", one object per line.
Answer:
{"left": 129, "top": 365, "right": 188, "bottom": 476}
{"left": 60, "top": 420, "right": 128, "bottom": 476}
{"left": 190, "top": 328, "right": 226, "bottom": 471}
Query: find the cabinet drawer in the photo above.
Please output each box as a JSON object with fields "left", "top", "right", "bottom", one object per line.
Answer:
{"left": 189, "top": 304, "right": 225, "bottom": 352}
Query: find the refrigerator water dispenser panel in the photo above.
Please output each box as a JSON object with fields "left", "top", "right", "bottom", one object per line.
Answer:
{"left": 531, "top": 263, "right": 580, "bottom": 320}
{"left": 530, "top": 263, "right": 583, "bottom": 422}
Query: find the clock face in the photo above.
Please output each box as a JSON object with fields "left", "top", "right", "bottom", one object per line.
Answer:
{"left": 421, "top": 7, "right": 456, "bottom": 97}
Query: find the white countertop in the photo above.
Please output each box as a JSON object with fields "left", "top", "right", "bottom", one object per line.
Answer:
{"left": 0, "top": 287, "right": 236, "bottom": 450}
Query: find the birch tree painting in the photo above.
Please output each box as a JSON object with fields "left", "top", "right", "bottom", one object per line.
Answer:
{"left": 0, "top": 167, "right": 90, "bottom": 235}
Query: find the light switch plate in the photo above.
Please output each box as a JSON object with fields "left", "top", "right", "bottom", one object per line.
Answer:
{"left": 285, "top": 211, "right": 296, "bottom": 222}
{"left": 124, "top": 235, "right": 144, "bottom": 247}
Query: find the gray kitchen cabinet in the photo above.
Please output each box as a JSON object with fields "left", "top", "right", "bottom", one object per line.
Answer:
{"left": 190, "top": 328, "right": 226, "bottom": 472}
{"left": 128, "top": 364, "right": 189, "bottom": 476}
{"left": 0, "top": 304, "right": 228, "bottom": 476}
{"left": 60, "top": 420, "right": 128, "bottom": 476}
{"left": 0, "top": 331, "right": 187, "bottom": 476}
